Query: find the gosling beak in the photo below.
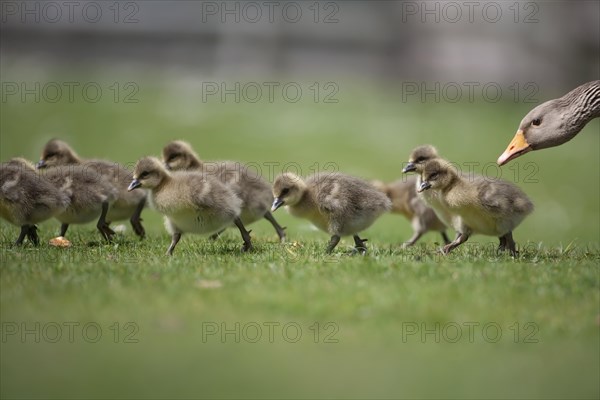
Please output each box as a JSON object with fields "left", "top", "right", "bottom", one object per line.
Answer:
{"left": 417, "top": 181, "right": 431, "bottom": 193}
{"left": 497, "top": 130, "right": 532, "bottom": 166}
{"left": 271, "top": 197, "right": 284, "bottom": 212}
{"left": 35, "top": 160, "right": 46, "bottom": 169}
{"left": 402, "top": 162, "right": 416, "bottom": 173}
{"left": 128, "top": 179, "right": 142, "bottom": 191}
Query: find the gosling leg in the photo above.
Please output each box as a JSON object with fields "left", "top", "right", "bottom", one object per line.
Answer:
{"left": 403, "top": 231, "right": 423, "bottom": 248}
{"left": 442, "top": 232, "right": 469, "bottom": 255}
{"left": 166, "top": 232, "right": 182, "bottom": 256}
{"left": 14, "top": 225, "right": 28, "bottom": 246}
{"left": 264, "top": 211, "right": 286, "bottom": 243}
{"left": 60, "top": 223, "right": 69, "bottom": 237}
{"left": 234, "top": 217, "right": 253, "bottom": 252}
{"left": 97, "top": 201, "right": 115, "bottom": 242}
{"left": 440, "top": 231, "right": 451, "bottom": 245}
{"left": 26, "top": 225, "right": 39, "bottom": 246}
{"left": 325, "top": 235, "right": 341, "bottom": 253}
{"left": 497, "top": 235, "right": 507, "bottom": 253}
{"left": 353, "top": 235, "right": 368, "bottom": 254}
{"left": 130, "top": 198, "right": 146, "bottom": 239}
{"left": 499, "top": 232, "right": 518, "bottom": 257}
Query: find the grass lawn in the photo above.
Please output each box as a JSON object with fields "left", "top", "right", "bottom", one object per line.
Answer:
{"left": 1, "top": 75, "right": 599, "bottom": 399}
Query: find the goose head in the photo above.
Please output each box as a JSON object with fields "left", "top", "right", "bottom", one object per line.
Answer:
{"left": 498, "top": 80, "right": 600, "bottom": 165}
{"left": 37, "top": 139, "right": 80, "bottom": 169}
{"left": 497, "top": 99, "right": 572, "bottom": 165}
{"left": 271, "top": 172, "right": 307, "bottom": 211}
{"left": 418, "top": 159, "right": 457, "bottom": 193}
{"left": 129, "top": 157, "right": 168, "bottom": 191}
{"left": 403, "top": 145, "right": 439, "bottom": 173}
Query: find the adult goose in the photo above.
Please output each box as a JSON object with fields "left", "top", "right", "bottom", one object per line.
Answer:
{"left": 498, "top": 80, "right": 600, "bottom": 165}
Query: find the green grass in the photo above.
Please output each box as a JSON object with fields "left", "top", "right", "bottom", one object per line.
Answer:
{"left": 1, "top": 75, "right": 599, "bottom": 399}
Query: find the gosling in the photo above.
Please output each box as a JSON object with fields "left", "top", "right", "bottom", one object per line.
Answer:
{"left": 371, "top": 177, "right": 450, "bottom": 246}
{"left": 37, "top": 139, "right": 147, "bottom": 238}
{"left": 418, "top": 159, "right": 534, "bottom": 256}
{"left": 271, "top": 172, "right": 391, "bottom": 254}
{"left": 128, "top": 157, "right": 252, "bottom": 255}
{"left": 0, "top": 158, "right": 70, "bottom": 245}
{"left": 402, "top": 145, "right": 455, "bottom": 229}
{"left": 162, "top": 140, "right": 286, "bottom": 242}
{"left": 39, "top": 164, "right": 119, "bottom": 242}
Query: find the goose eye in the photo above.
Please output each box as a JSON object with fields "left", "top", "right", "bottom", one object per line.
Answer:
{"left": 532, "top": 118, "right": 541, "bottom": 126}
{"left": 167, "top": 153, "right": 181, "bottom": 162}
{"left": 280, "top": 188, "right": 290, "bottom": 196}
{"left": 430, "top": 172, "right": 439, "bottom": 180}
{"left": 415, "top": 156, "right": 425, "bottom": 163}
{"left": 139, "top": 171, "right": 149, "bottom": 179}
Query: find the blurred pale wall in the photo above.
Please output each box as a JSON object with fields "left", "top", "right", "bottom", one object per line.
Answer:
{"left": 1, "top": 0, "right": 598, "bottom": 91}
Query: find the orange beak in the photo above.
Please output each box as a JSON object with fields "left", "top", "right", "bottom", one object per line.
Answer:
{"left": 497, "top": 130, "right": 532, "bottom": 166}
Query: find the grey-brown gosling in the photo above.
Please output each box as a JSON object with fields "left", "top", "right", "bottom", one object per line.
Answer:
{"left": 402, "top": 145, "right": 455, "bottom": 230}
{"left": 0, "top": 158, "right": 70, "bottom": 245}
{"left": 498, "top": 80, "right": 600, "bottom": 165}
{"left": 271, "top": 172, "right": 391, "bottom": 254}
{"left": 2, "top": 160, "right": 120, "bottom": 243}
{"left": 37, "top": 139, "right": 147, "bottom": 238}
{"left": 371, "top": 177, "right": 450, "bottom": 246}
{"left": 418, "top": 159, "right": 534, "bottom": 256}
{"left": 162, "top": 140, "right": 286, "bottom": 242}
{"left": 128, "top": 157, "right": 253, "bottom": 255}
{"left": 37, "top": 163, "right": 119, "bottom": 242}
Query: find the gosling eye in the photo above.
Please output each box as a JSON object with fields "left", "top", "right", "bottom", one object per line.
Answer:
{"left": 167, "top": 153, "right": 180, "bottom": 162}
{"left": 139, "top": 171, "right": 150, "bottom": 179}
{"left": 532, "top": 118, "right": 541, "bottom": 126}
{"left": 280, "top": 188, "right": 290, "bottom": 196}
{"left": 45, "top": 153, "right": 56, "bottom": 159}
{"left": 415, "top": 156, "right": 425, "bottom": 163}
{"left": 429, "top": 172, "right": 439, "bottom": 180}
